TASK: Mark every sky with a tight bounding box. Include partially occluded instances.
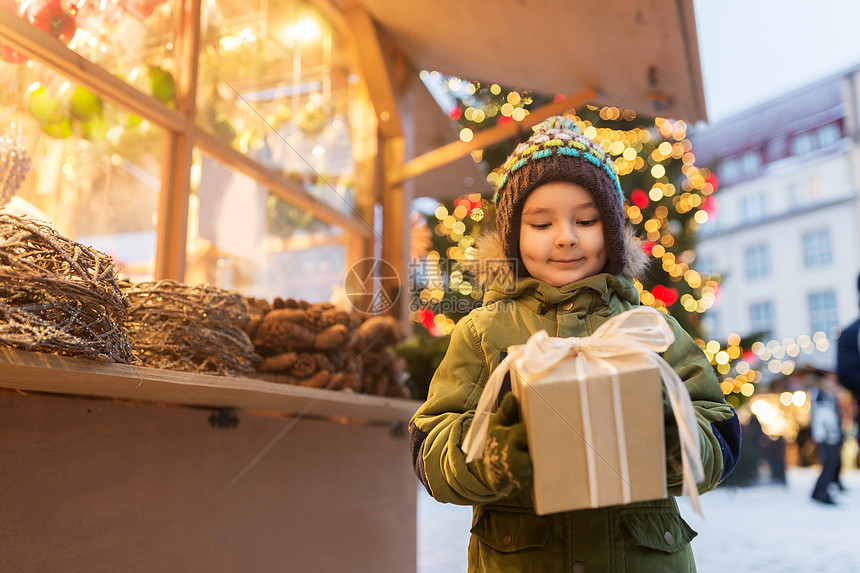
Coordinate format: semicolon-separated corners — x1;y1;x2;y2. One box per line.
693;0;860;123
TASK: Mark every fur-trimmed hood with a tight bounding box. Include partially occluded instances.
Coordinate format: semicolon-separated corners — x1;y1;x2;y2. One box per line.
460;225;650;293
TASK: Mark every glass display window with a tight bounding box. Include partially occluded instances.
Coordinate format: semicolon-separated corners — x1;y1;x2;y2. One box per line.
195;0;359;213
1;0;372;295
1;59;162;280
186;149;348;301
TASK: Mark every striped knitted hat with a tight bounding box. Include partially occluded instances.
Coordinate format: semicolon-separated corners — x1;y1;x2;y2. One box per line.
493;116;627;276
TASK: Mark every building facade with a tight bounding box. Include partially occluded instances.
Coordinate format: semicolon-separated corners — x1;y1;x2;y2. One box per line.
692;67;860;370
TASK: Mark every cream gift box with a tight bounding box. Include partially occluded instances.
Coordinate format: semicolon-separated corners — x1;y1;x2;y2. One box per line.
462;306;705;517
510;351;665;515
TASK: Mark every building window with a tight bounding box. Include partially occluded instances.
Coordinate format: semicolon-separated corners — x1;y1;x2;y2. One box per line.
696;256;716;274
802;229;833;267
739;193;769;224
786;183;801;210
703;309;721;339
818;123;841;147
790;122;842;157
719;150;763;185
791;131;815;156
749;301;774;334
745;244;771;279
808;290;838;334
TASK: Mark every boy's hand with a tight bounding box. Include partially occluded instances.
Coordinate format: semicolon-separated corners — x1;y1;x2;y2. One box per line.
476;393;532;496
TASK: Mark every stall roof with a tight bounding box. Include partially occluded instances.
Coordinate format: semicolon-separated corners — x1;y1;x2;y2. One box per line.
334;0;707;123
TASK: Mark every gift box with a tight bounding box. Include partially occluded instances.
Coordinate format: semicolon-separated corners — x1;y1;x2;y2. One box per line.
461;306;704;517
510;351;666;515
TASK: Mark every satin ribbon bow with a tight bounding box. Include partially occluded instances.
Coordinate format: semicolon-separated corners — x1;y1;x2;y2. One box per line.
461;306;705;516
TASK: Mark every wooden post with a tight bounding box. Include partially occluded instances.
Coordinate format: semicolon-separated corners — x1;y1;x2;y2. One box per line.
382;135;407;319
154;0;200;280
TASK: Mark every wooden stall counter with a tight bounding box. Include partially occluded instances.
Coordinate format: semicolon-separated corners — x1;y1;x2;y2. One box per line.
0;348;422;573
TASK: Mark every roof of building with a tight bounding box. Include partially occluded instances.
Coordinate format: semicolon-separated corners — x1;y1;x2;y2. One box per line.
691;65;857;165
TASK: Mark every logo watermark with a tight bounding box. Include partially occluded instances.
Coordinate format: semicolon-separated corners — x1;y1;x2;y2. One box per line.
343;258;400;314
344;256;519;315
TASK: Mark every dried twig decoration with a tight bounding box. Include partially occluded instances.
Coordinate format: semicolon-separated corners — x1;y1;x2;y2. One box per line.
0;214;135;363
121;279;260;376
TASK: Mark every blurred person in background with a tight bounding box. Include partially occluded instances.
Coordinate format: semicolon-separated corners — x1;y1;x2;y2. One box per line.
836;273;860;440
808;369;844;505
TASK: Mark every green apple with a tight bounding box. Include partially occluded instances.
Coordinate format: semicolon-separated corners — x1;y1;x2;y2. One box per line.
25;83;63;123
73;116;109;140
39;117;72;138
68;85;103;121
148;65;175;104
128;64;175;105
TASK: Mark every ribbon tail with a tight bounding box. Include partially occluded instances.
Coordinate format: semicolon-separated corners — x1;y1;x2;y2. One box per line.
653;359;706;519
682;449;704;518
462;357;511;463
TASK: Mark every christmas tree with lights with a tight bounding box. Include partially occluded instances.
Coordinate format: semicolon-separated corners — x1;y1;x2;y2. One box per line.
402;76;761;407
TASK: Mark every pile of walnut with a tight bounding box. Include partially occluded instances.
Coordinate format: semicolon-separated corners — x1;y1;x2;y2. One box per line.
247;298;409;398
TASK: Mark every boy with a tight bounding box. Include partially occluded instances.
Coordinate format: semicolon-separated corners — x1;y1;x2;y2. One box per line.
410;116;740;572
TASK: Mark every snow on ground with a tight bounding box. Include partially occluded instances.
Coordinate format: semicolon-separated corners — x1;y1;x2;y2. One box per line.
417;467;860;573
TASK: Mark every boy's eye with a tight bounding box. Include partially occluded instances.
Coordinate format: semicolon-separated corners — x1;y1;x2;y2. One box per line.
529;223;551;229
578;219;599;227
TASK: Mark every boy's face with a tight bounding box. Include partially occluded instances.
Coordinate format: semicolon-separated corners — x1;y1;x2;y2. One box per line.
518;181;608;287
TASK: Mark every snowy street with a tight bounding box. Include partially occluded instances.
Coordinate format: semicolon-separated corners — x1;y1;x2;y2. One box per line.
417;467;860;573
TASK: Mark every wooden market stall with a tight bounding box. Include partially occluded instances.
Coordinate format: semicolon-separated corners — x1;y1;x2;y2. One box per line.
0;0;707;571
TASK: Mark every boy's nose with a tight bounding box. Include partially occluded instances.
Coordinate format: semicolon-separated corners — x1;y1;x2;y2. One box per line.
556;227;577;247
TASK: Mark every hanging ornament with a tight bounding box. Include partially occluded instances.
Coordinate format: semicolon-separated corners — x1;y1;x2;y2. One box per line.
20;0;77;44
0;0;28;62
297;97;328;137
0;133;31;208
123;0;167;20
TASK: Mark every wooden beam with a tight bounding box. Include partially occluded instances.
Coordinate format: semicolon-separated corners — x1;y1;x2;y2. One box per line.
154;0;201;281
175;0;201;121
393;88;598;184
155;130;190;280
0;347;420;423
346;74;380;265
381;135;406;319
342;5;403;139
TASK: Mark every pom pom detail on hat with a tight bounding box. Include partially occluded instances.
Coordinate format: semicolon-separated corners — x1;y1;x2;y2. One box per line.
493;115;629;276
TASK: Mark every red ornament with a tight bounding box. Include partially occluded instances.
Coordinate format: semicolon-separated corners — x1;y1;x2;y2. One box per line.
651;284;679;307
641;240;656;256
705;173;718;192
21;0;77;43
662;287;679;307
418;308;435;330
0;0;28;62
0;44;28;63
630;188;649;209
448;107;462;121
124;0;168;19
702;195;717;217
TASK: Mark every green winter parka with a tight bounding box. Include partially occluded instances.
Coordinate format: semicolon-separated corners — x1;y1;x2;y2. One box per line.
409;233;737;573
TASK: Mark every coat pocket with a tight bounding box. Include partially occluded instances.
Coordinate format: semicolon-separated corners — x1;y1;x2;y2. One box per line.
470;507;551;553
619;508;698;572
620;509;697;553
